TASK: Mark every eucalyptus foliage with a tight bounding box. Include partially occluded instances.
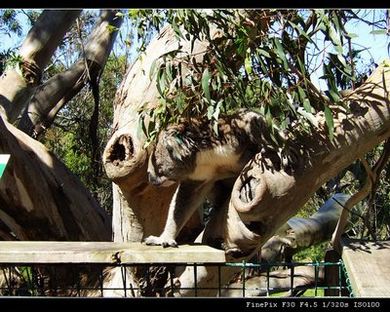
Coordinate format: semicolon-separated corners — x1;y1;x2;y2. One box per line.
128;9;388;144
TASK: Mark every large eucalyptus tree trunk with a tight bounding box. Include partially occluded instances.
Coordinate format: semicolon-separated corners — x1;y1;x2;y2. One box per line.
102;17;390;296
101;25;210;296
172;61;390;296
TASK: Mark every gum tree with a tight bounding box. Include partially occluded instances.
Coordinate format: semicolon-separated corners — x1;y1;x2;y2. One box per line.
102;9;390;296
0;9;389;296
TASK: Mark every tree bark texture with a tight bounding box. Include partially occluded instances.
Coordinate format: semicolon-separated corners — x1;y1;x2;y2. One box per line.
260;193;350;263
0;10;81;123
101;25;213;296
102;18;390;296
0;116;111;241
173;61;390;296
169;193;350;297
103;25;211;243
18;10;123;138
220;61;390;260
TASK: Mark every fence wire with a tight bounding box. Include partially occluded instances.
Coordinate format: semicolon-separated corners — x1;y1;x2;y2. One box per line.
0;261;351;297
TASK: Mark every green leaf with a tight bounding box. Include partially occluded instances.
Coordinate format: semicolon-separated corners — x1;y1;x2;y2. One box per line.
297;57;306;75
128;9;140;18
138;114;147;137
156;67;166;96
257;48;271;58
297;107;317;127
207;105;214;119
149;58;158;80
336;54;346;67
287;20;313;43
166;62;173;80
324;106;334;140
202;68;211;103
369;29;387;35
245;55;252;75
328;25;343;52
328;88;340;102
274;38;289;71
171;18;184;39
303;99;312;113
346;32;358;39
213;101;222;120
106;24;119;34
297;86;306;102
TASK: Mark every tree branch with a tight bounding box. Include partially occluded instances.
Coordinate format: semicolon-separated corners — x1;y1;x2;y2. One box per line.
17;10;123;139
0;10;81;122
0;116;111;241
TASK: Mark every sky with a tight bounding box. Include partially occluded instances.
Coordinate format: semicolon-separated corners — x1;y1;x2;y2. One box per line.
1;9;389;90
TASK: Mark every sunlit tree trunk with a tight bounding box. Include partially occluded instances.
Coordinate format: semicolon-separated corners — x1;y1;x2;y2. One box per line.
0;116;110;241
0;10;81;123
103;17;390;296
102;25;210;296
18;10;123;139
176;61;390;296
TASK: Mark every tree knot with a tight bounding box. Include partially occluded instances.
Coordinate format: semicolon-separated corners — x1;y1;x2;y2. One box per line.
20;60;42;86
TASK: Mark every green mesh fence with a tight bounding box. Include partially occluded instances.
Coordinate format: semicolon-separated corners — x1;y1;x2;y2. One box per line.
0;261;352;297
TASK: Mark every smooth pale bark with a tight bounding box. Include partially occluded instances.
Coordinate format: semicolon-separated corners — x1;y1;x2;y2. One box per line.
0;116;111;241
170;193;349;297
220;61;390;259
18;10;123;138
102;11;272;253
0;10;81;123
167;61;390;296
102;25;211;296
102;25;210;235
261;193;350;263
102;14;390;296
220;266;325;297
135;60;389;297
208;193;348;298
0;116;109;296
331;140;390;252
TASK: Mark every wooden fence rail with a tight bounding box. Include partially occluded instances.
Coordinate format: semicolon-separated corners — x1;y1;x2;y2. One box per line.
0;241;226;264
341;238;390;297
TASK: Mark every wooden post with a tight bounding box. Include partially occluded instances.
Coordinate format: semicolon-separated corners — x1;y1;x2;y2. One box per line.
324;248;342;296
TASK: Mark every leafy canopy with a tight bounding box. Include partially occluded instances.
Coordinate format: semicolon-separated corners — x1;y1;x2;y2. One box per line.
128;9;388;144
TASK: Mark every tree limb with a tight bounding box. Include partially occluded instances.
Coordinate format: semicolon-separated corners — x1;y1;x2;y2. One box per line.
0;116;111;241
0;10;81;122
17;10;123;139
